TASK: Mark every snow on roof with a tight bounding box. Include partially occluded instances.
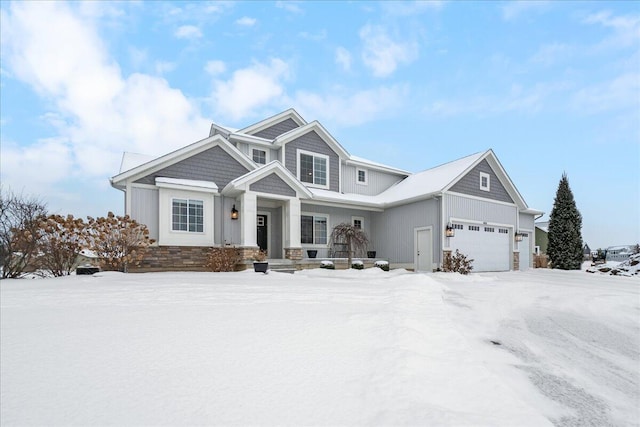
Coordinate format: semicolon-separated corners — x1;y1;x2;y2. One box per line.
348;155;410;175
535;221;549;233
155;177;218;191
120;152;155;173
376;151;485;205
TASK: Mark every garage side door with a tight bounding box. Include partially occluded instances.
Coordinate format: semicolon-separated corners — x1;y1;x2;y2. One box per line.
452;223;510;272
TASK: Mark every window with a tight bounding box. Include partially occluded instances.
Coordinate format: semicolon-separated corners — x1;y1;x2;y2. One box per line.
352;216;364;229
356;168;368;185
452;224;464;230
252;149;267;164
484;227;495;232
480;172;490;192
298;150;329;188
499;228;509;234
469;225;480;231
172;199;203;232
301;214;328;245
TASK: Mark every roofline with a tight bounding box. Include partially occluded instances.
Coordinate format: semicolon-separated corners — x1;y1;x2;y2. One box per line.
222;160;313;198
345;158;410;176
238;108;307;136
275;121;350;159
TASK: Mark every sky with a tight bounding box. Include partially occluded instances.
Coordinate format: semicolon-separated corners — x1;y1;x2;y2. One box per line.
1;1;638;249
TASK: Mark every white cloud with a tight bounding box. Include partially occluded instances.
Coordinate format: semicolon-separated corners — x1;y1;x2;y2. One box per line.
335;47;352;71
502;1;551;21
275;1;303;14
360;25;418;78
583;11;640;50
235;16;256;27
571;72;640;114
530;43;572;66
1;1;209;191
298;30;327;41
205;60;226;76
291;85;408;126
211;59;290;121
174;25;202;39
155;61;176;75
381;1;445;15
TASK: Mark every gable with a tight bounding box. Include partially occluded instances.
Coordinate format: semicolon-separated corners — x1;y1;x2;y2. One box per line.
448;159;514;204
135;146;249;189
253;118;300;139
249;173;297;197
284;130;340;192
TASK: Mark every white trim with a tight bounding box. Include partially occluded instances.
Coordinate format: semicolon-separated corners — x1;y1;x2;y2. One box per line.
480;172;491;192
301;211;330;247
130;183;158;190
351;216;365;229
276;121;350;159
449;217;515;230
238;108;307;136
222;161;313;198
257;211;271;258
156;177;218;193
302;199;384;212
356;168;368;185
229;133;273;146
346;157;410;176
251;147;269;165
170;197;206;234
297;149;330;189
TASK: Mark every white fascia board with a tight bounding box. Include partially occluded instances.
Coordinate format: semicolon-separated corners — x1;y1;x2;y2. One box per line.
155;177;218;193
111;134;256;185
221;161;313;198
383;192;441;209
229;133;274;146
303;198;384;212
275;121;350;159
484;152;529;209
521;208;545;215
238;108;307;135
346;157;410;176
209;123;231;138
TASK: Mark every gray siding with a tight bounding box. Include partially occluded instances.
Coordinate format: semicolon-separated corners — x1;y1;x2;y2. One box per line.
135;146;249;189
444;193;517;226
131;187;159;241
341;164;404;195
253;118;300;139
519;212;535;231
449;159;514;204
285;131;340;192
221;197;241;245
371;198;440;265
299;204;372;258
250;173;296;197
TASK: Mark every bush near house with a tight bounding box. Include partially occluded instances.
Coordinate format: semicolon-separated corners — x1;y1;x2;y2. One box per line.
36;214;88;277
443;250;474;275
206;247;241;272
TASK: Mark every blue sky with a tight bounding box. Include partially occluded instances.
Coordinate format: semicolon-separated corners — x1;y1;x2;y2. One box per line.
1;1;638;249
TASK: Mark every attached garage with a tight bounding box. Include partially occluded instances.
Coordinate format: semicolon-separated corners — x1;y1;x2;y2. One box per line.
451;222;511;272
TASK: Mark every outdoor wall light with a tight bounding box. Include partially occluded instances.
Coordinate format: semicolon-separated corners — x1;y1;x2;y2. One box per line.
515;232;524;242
445;223;455;238
231;205;239;220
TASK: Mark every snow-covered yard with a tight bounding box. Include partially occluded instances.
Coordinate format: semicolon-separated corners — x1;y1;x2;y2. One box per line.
1;268;638;426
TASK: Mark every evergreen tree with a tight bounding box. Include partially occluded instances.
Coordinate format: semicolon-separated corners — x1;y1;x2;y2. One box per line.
547;173;583;270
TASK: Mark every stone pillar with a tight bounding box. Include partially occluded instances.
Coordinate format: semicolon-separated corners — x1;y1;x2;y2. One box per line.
240;192;257;247
513;251;520;271
285;247;303;260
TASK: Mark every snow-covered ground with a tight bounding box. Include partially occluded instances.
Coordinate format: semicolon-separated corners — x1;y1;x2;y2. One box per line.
1;268;638;426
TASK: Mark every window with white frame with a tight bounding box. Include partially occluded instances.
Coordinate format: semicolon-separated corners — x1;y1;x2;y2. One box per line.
252;149;267;165
301;214;328;245
479;172;490;192
298;150;329;188
356;168;368;185
352;216;364;230
172;199;204;232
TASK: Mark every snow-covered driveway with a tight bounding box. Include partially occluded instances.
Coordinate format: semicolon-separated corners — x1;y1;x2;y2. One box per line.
1;267;638;426
434;269;640;427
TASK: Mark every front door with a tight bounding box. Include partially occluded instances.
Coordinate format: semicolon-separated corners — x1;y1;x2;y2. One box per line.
257;214;268;253
416;228;432;272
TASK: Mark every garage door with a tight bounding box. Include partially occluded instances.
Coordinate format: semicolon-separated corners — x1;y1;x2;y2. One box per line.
519;232;530;271
451;223;510;272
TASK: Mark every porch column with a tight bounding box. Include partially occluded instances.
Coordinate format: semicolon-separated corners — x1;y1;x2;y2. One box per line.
240;192;257;247
284;198;302;260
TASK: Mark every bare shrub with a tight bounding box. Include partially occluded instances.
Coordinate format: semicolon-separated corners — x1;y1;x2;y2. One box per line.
87;212;154;272
330;223;369;268
443;250;474;275
0;189;47;278
37;214;88;277
206;247;241;272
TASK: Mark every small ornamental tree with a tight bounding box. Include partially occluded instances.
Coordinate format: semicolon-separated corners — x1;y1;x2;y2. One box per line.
547;173;583;270
0;189;47;278
36;214;88;277
87;212;154;272
330;223;369;268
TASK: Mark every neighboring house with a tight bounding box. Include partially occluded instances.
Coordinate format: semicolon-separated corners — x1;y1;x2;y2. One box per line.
535;221;549;255
110;109;542;272
583;243;592;261
606;245;636;262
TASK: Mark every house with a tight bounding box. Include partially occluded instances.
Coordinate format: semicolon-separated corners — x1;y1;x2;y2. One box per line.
605;245;636;262
110;109;542;272
535;221;549;255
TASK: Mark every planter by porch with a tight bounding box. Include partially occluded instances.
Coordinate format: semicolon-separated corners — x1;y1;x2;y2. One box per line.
253;262;269;273
367;251;376;258
307;250;318;258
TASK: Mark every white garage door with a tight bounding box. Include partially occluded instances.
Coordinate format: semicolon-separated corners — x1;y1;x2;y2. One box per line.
451;223;510;272
519;232;530;271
